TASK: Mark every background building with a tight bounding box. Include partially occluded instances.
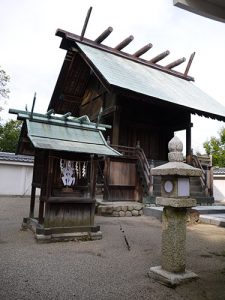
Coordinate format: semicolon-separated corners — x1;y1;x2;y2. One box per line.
174;0;225;23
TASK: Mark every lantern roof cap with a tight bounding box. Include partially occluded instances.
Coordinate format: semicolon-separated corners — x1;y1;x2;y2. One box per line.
151;136;201;177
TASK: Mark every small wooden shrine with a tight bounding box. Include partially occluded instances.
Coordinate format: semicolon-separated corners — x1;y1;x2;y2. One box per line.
10;108;120;241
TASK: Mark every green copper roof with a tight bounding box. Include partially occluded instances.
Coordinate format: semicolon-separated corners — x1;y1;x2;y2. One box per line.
9;110;120;157
26;119;120;156
77;42;225;121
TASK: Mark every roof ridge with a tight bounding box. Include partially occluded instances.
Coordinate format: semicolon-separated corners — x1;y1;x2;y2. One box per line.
56;28;195;82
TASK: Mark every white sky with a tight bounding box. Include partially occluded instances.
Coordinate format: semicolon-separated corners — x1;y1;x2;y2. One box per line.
1;0;225;153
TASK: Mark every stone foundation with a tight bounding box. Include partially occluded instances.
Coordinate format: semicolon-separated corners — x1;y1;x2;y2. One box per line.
187;208;200;224
97;201;143;217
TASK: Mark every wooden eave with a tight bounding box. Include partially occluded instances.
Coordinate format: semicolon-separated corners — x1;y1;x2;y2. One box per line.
113;85;225;123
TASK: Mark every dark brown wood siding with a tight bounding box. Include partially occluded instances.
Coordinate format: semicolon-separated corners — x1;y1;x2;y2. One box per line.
117;95;189;160
104;157;141;202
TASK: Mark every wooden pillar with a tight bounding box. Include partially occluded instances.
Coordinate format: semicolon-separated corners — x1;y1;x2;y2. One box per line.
90;155;97;200
90;155;97;225
112;108;120;145
38;198;45;224
46;154;54;198
29;153;37;218
29;185;36;218
43;153;55;224
103;157;110;201
186;122;192;164
38;151;48;224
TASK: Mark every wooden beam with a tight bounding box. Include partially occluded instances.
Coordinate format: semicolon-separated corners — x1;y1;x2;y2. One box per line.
62;94;82;103
149;50;170;63
95;27;113;44
79;52;112;93
114;35;134;50
133;43;153;57
184;52;195;77
165;57;186;69
80;7;92;41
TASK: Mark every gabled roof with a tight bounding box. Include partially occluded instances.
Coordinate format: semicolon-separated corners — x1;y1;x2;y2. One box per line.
77;42;225;120
9;109;121;157
48;28;225;122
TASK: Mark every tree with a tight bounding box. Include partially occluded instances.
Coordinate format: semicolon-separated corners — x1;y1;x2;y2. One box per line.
0;66;10;111
0;120;21;153
0;66;10;99
203;127;225;167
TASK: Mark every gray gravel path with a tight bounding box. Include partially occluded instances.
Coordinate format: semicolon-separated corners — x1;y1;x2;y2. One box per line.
0;197;225;300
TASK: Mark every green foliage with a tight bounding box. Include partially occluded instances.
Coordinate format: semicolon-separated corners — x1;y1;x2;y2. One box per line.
0;66;10;100
0;120;21;153
203;127;225;167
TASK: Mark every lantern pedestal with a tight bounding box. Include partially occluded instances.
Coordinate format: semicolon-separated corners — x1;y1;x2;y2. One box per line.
149;197;198;287
149;266;198;287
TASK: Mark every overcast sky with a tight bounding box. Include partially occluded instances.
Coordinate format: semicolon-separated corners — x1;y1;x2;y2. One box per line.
1;0;225;153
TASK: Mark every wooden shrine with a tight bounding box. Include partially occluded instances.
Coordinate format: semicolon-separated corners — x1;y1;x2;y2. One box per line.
45;20;225;204
10;109;120;241
17;10;225;204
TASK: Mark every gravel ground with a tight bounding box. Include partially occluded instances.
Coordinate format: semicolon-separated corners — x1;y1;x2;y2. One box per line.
0;197;225;300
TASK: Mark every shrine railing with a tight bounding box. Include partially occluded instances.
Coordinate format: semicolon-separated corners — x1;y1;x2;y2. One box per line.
135;147;153;196
110;144;153;196
110;144;137;157
191;154;213;197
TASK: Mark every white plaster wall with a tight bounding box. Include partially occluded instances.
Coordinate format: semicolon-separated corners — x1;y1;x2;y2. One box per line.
0;161;39;196
213;176;225;202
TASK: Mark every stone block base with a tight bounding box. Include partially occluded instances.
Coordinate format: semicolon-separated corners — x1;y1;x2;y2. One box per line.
97;201;143;217
148;266;198;287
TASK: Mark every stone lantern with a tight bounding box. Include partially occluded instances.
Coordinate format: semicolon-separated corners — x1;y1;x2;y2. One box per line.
149;136;201;287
